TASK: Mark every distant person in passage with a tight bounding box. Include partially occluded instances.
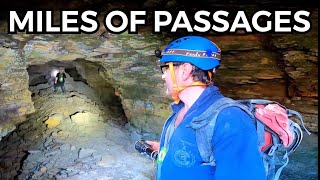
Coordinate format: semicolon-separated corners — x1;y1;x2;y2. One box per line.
54;67;67;93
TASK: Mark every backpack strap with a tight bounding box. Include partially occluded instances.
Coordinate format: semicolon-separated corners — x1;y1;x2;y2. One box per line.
189;97;253;166
237;99;270;149
287;109;311;135
264;140;289;180
287;120;304;156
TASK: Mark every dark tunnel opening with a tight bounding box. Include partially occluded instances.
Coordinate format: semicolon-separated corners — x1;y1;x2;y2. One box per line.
64;67;88;85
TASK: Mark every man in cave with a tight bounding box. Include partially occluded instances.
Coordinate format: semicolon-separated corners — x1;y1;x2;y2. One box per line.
54;67;67;93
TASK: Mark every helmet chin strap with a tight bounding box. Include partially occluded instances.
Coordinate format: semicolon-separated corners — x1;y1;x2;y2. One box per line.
168;62;211;104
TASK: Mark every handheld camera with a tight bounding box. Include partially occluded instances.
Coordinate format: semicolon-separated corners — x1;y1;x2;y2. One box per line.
134;140;158;160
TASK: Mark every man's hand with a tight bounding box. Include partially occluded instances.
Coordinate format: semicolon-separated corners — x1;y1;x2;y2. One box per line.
146;141;160;151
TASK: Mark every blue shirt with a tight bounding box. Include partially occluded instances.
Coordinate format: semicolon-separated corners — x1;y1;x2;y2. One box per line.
156;85;266;180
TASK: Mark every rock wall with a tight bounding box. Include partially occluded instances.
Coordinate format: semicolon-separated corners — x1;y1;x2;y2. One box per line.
213;32;318;132
0;9;318;140
0;34;35;140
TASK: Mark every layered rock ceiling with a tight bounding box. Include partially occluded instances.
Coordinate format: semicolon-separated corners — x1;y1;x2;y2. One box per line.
0;2;318;140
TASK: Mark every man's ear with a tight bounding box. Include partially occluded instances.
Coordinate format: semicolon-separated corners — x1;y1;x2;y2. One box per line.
181;63;193;80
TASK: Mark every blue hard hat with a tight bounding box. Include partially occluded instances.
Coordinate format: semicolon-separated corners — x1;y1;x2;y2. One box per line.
160;36;221;70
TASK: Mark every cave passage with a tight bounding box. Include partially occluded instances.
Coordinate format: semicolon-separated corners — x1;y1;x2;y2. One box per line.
27;59;128;124
0;59;154;179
